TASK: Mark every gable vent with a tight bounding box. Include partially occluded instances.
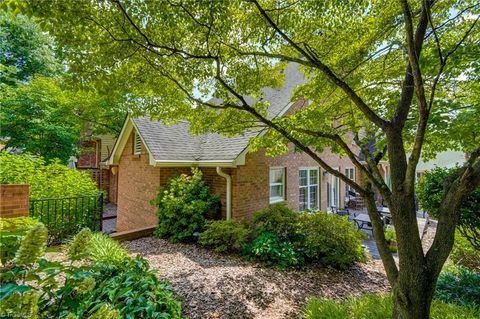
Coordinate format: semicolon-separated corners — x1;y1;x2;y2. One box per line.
133;132;142;155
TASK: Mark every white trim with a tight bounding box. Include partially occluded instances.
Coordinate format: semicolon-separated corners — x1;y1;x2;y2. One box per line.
299;167;319;211
345;167;355;193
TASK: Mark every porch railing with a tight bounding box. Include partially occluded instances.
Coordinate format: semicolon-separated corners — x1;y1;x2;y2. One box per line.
29;193;103;244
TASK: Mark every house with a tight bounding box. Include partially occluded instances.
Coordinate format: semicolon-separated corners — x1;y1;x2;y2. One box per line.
76;134;119;204
107;64;388;232
415;150;466;181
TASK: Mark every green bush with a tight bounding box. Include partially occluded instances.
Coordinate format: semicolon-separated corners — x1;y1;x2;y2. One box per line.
198;220;251;253
89;232;130;265
416;167;480;249
252;203;300;241
435;266;480;307
245;231;301;269
384;225;397;253
0;217;40;264
153;168;220;242
0;152;99;199
297;212;367;269
302;294;480;319
450;231;480;271
0;227;185;319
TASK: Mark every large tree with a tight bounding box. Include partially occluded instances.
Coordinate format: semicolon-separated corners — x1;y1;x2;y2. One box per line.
18;0;479;317
0;12;126;162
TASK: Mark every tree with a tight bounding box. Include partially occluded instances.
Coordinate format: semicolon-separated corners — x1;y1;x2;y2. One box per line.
0;12;126;162
21;0;480;317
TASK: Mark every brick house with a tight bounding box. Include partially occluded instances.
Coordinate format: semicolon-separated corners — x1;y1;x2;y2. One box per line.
107;64;389;232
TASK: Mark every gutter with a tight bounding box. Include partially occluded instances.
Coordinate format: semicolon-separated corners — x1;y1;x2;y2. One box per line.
216;167;232;221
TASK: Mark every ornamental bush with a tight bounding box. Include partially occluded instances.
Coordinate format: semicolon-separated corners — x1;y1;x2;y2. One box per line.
0;227;185;319
297;212;367;269
245;231;301;269
0;151;99;199
416;167;480;249
153;168;220;242
0;217;40;264
199;220;251;253
252;203;301;242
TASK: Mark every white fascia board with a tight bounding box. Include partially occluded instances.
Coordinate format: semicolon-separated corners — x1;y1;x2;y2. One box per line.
107;117;133;165
153;160;237;168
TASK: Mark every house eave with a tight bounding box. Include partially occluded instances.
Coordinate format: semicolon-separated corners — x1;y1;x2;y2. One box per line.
153;160;238;168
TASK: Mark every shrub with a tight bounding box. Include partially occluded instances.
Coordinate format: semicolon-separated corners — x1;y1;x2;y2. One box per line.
252;203;300;241
153;168;220;242
302;294;480;319
199;220;251;253
0;227;185;319
297;212;367;269
89;232;130;265
384;225;397;253
0;217;40;264
0;152;99;199
450;231;480;271
416;167;480;249
245;231;301;269
435;266;480;307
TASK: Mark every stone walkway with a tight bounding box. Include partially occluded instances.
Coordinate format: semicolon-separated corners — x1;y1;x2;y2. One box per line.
102;202;117;234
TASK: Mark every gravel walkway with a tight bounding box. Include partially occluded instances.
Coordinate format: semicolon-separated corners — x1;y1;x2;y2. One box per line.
123;237;390;319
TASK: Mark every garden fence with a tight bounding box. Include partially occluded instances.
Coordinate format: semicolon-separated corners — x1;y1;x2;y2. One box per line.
29;193;103;244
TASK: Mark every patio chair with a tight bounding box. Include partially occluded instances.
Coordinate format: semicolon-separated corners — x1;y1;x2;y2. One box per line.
336;208;350;217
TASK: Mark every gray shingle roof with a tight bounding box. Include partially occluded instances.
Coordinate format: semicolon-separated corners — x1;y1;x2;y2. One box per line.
133;63;305;163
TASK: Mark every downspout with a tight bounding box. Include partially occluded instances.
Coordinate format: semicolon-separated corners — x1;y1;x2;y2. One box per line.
216;167;232;221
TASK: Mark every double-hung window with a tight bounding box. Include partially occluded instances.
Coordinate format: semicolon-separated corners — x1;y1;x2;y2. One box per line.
299;168;319;211
345;167;355;194
269;167;285;203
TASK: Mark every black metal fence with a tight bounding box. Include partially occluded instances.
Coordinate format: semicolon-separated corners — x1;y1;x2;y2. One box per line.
29;193;103;244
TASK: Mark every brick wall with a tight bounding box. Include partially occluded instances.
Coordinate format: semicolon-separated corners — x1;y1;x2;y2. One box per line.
0;184;29;218
232;143;361;220
116;132;160;232
77;140;99;168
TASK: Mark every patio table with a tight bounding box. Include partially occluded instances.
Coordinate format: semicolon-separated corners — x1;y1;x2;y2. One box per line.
352;213;372;231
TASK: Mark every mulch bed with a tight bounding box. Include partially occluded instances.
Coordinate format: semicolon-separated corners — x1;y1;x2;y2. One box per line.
123;237;390;319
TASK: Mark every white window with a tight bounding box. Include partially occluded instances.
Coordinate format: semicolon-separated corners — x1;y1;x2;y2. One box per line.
133;131;142;155
269;167;285;203
345;167;355;194
299;168;319;211
327;171;340;209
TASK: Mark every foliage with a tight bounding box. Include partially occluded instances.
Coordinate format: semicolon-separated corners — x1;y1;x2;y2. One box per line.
0;216;39;264
198;219;251;253
302;294;480;319
450;231;480;272
435;266;480;307
13;222;47;266
89;232;130;265
0;152;98;198
153;168;220;242
0;227;184;319
417;167;480;249
252;203;300;242
384;225;397;253
297;212;367;269
0;13;59;85
245;231;301;269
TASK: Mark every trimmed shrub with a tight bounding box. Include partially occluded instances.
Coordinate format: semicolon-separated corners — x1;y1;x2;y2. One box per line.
297;212;367;269
450;231;480;271
252;203;300;241
153;168;220;242
199;220;251;253
435;266;480;307
0;217;40;264
302;294;480;319
245;231;301;269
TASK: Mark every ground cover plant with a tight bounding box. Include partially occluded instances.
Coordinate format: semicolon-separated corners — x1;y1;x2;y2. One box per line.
449;231;480;271
153;168;220;242
302;293;480;319
0;226;185;319
435;266;480;307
